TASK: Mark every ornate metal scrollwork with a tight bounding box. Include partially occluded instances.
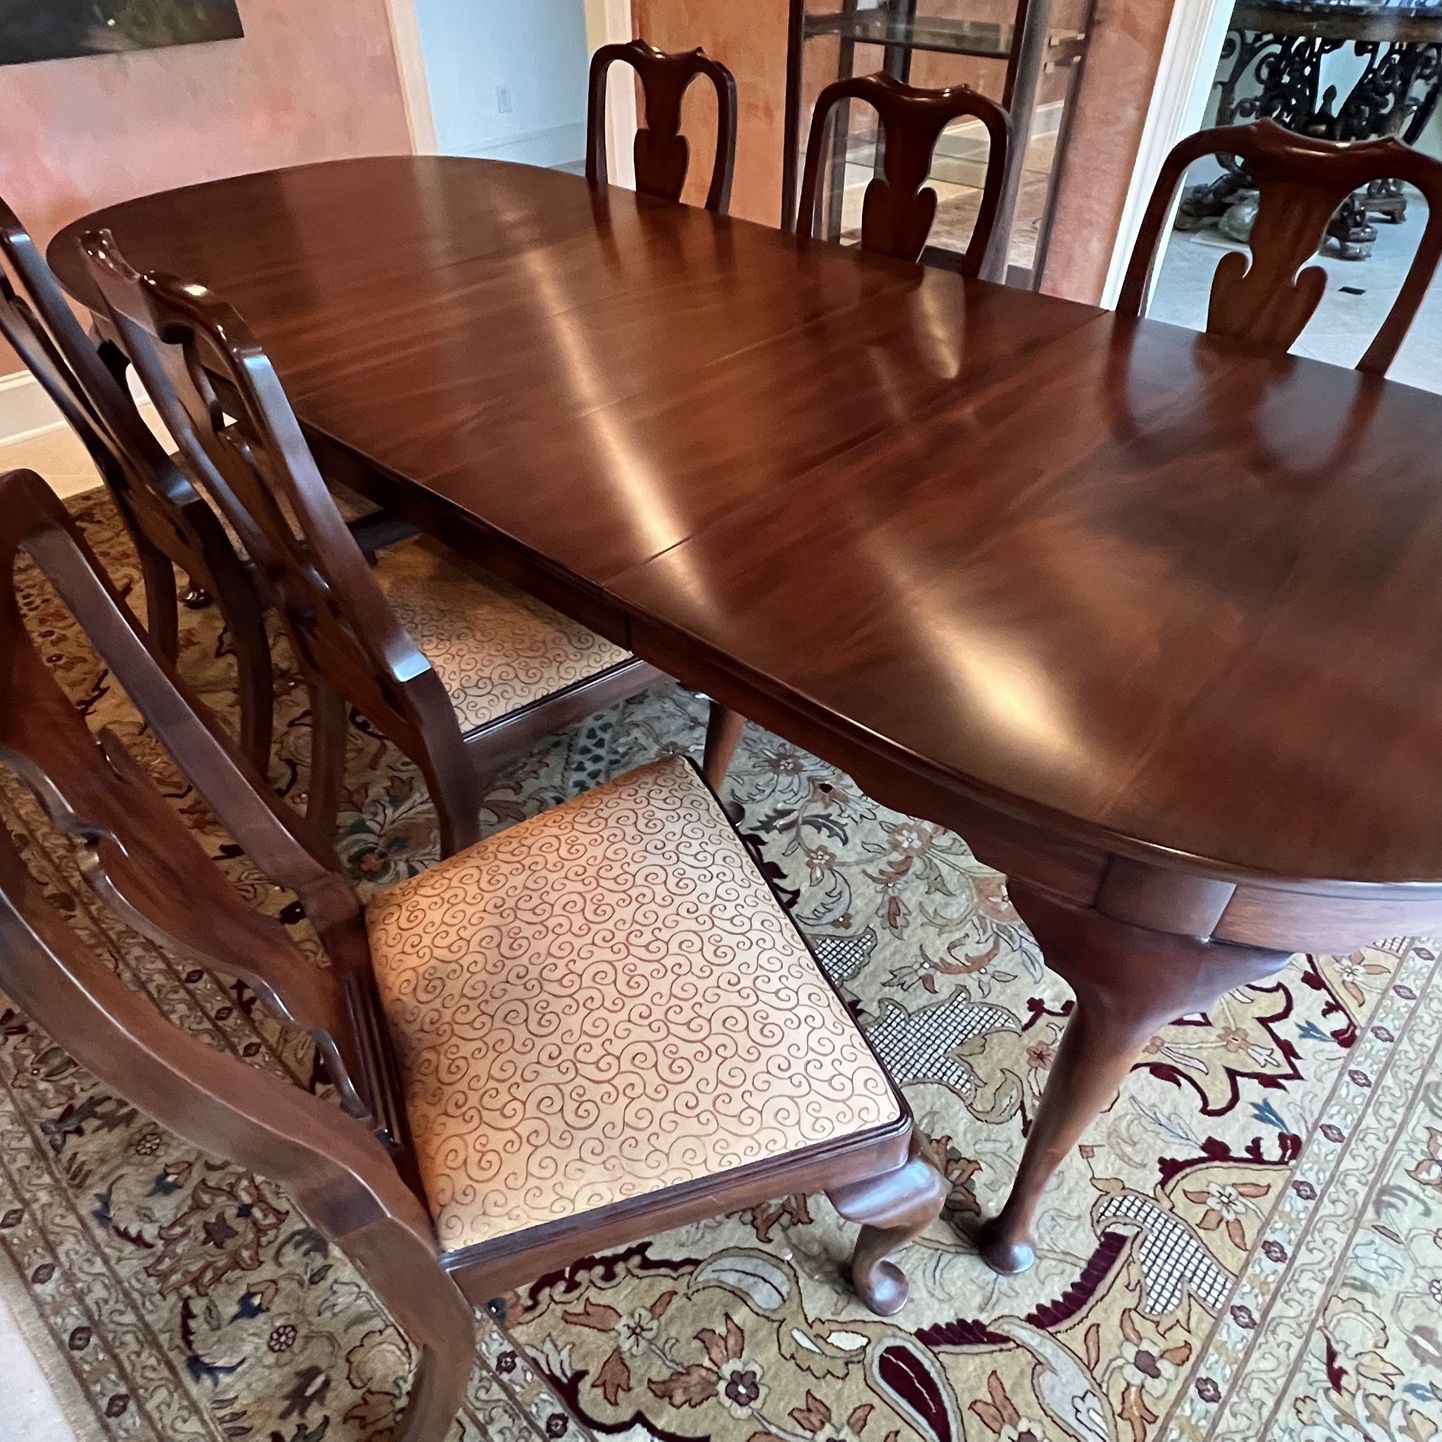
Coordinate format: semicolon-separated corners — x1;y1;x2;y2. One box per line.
1178;1;1442;258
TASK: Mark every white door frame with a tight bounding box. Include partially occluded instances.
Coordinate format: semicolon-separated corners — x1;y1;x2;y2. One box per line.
382;0;437;154
585;0;638;185
383;0;637;185
1099;0;1234;306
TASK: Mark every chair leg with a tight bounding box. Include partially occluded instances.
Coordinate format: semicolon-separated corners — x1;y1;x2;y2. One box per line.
344;1212;475;1442
136;545;179;663
702;703;746;790
225;604;275;775
396;1334;475;1442
425;749;484;859
827;1132;947;1316
305;683;350;842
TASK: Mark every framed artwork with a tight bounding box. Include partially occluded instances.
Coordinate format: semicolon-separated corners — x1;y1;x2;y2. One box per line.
0;1;245;67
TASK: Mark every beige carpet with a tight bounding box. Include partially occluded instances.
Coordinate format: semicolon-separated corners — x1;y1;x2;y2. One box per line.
2;491;1439;1442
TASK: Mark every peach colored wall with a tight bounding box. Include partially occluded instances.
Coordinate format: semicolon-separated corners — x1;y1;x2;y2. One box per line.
631;0;1175;301
631;0;792;226
1043;0;1176;304
1;0;411;375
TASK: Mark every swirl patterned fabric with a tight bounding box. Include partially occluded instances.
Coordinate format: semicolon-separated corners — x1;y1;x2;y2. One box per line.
366;758;901;1252
376;538;631;733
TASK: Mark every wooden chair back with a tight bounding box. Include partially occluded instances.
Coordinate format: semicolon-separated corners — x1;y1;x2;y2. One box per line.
0;475;470;1442
1118;118;1442;376
0;196;125;478
587;40;738;213
0;467;385;1109
77;231;468;798
0;197;249;615
798;71;1013;278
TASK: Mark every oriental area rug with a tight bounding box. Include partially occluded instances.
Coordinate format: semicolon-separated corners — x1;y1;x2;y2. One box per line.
3;492;1441;1442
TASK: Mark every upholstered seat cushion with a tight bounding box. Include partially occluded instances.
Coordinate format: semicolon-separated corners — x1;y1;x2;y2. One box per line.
366;758;901;1253
375;538;632;734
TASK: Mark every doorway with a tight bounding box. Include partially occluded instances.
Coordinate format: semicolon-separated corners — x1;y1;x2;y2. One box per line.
410;0;591;171
386;0;636;180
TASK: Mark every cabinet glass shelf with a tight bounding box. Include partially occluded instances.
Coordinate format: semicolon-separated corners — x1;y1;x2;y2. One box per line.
801;12;1017;58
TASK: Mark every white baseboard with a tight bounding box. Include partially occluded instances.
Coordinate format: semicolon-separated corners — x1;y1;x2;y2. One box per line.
0;365;153;449
449;121;587;170
0;371;67;447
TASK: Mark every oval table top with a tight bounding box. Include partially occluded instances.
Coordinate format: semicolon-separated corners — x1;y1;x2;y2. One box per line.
47;156;1442;915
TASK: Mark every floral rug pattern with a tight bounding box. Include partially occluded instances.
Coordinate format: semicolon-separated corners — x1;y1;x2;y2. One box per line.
2;492;1440;1442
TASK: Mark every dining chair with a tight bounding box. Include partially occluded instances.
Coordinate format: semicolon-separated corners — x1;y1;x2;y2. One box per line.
0;465;947;1437
587;39;739;213
1118;118;1442;375
700;72;1015;789
0;194;418;774
0;193;276;769
798;70;1014;277
588;39;748;789
80;230;666;858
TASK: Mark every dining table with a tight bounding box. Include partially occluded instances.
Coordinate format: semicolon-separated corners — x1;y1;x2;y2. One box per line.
48;154;1442;1276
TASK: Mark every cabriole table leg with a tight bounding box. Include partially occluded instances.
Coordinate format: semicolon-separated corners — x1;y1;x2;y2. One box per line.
975;880;1291;1275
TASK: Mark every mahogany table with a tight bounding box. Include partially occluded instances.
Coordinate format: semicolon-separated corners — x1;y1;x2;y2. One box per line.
50;156;1442;1275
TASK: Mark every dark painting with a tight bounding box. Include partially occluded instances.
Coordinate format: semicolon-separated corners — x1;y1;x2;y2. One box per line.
0;1;244;66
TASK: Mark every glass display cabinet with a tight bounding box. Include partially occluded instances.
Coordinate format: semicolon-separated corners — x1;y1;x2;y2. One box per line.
782;0;1096;288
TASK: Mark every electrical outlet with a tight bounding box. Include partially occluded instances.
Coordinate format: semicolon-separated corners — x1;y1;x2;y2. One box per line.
496;85;512;115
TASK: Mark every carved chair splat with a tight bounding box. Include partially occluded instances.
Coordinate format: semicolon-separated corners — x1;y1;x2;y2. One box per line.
1119;118;1442;375
586;39;745;790
587;39;738;213
0;855;475;1442
0;193;276;767
798;71;1014;280
80;232;661;857
0;471;390;1124
0;466;946;1441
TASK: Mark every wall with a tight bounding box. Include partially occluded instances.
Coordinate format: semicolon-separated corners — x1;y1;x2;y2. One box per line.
0;0;411;382
2;0;1175;379
1042;0;1176;303
415;0;591;167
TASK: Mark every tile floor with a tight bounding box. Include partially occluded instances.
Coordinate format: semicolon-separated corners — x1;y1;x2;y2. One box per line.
0;1289;74;1439
1148;190;1442;394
